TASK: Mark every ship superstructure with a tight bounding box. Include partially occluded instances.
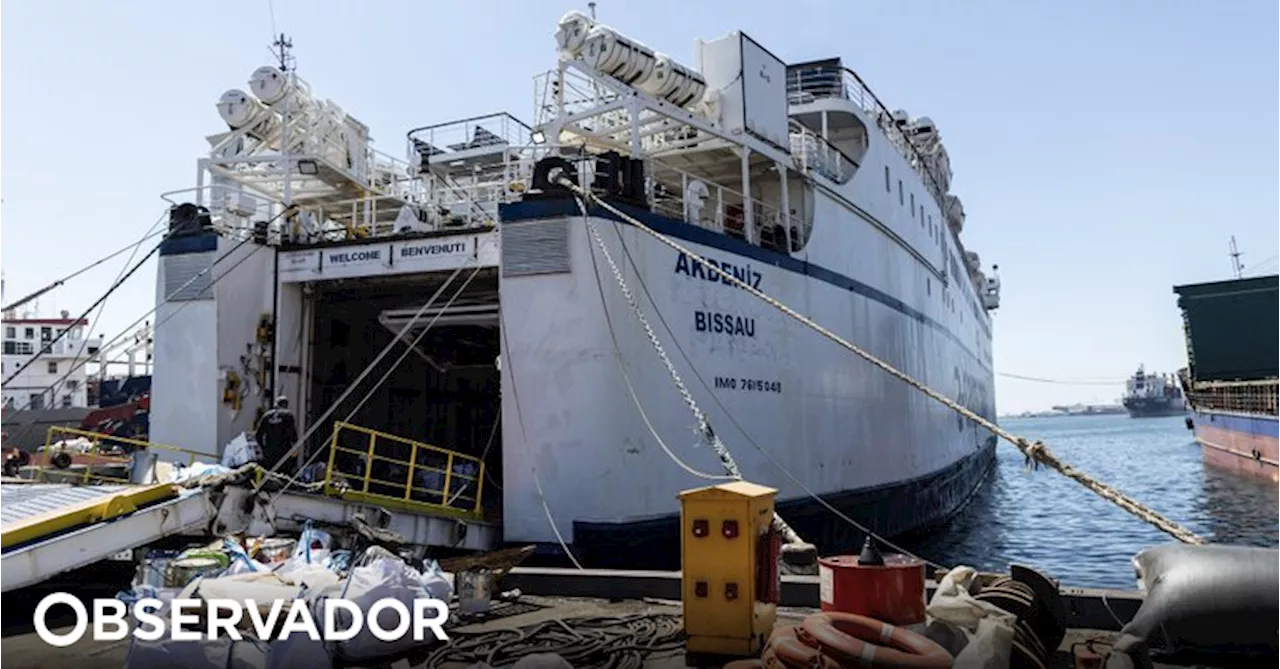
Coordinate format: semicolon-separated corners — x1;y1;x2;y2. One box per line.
1121;365;1186;418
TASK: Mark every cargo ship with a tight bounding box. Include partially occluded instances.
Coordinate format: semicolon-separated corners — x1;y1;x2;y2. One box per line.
1120;365;1186;418
1173;274;1278;482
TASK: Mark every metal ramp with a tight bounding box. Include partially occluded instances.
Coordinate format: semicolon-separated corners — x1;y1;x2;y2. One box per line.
0;422;502;592
1;483;214;593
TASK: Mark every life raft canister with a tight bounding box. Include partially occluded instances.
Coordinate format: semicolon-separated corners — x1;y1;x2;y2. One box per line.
800;612;953;669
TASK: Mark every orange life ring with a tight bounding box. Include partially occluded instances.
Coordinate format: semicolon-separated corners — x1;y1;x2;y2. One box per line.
801;612;953;669
765;625;841;669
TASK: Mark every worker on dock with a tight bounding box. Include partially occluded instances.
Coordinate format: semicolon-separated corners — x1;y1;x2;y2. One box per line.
256;395;299;474
1;432;30;478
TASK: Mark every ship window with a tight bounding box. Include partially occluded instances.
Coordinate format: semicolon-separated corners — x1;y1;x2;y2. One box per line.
3;327;13;339
898;180;904;205
41;327;52;340
24;327;34;339
927;278;932;296
884;166;890;192
61;394;72;408
910;193;915;217
47;361;57;374
28;394;43;410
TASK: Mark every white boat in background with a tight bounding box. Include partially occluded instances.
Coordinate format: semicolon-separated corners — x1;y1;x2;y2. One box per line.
148;11;1001;568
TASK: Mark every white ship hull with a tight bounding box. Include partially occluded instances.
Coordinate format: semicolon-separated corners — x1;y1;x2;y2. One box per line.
498;196;996;566
146;14;1004;568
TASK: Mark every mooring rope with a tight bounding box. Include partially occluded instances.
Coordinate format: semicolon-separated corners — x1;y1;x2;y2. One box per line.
559;178;1205;546
574;196;809;547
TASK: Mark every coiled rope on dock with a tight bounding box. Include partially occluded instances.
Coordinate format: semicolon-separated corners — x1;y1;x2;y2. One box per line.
559;178;1205;546
421;613;684;669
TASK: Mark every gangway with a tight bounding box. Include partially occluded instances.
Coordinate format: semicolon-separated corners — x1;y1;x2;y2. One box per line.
1;483;214;593
1;423;501;592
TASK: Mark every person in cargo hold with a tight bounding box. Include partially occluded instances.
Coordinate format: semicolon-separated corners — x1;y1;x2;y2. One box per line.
256;395;299;472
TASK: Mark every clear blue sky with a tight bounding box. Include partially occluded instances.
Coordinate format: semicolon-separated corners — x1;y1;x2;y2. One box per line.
2;0;1276;414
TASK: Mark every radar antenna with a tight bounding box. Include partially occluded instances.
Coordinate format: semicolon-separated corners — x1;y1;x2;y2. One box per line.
1229;235;1244;279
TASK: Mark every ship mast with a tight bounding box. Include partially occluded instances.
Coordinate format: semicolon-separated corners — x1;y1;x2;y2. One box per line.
1229;236;1245;279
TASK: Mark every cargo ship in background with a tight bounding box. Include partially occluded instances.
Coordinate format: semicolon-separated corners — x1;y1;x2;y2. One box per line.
1120;365;1186;418
1174;273;1279;482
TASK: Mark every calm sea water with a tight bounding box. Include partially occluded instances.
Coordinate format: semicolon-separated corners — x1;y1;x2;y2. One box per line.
905;413;1278;589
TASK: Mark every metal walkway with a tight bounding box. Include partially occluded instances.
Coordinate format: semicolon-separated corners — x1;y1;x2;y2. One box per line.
1;483;214;593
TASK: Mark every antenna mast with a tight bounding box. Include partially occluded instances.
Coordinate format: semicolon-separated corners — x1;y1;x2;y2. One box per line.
588;2;597;19
1229;236;1244;279
272;33;294;72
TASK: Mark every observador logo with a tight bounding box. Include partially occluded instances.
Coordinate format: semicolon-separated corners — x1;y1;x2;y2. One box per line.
32;592;451;646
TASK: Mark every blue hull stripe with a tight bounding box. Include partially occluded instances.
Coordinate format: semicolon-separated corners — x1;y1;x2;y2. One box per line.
1192;408;1279;438
501;198;990;371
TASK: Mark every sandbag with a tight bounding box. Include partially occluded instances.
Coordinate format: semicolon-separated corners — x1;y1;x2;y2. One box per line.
1106;543;1278;668
924;565;1016;669
221;433;263;469
318;557;445;661
420;558;454;602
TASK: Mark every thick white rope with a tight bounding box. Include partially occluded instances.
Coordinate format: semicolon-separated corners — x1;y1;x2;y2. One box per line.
576;196;809;546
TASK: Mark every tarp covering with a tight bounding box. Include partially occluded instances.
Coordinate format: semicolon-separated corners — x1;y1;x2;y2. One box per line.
1174;275;1278;382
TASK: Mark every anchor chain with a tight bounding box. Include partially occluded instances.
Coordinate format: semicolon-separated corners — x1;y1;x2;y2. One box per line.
559;178;1205;546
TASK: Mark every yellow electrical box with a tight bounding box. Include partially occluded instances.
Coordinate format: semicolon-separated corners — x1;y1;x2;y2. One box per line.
679;480;780;664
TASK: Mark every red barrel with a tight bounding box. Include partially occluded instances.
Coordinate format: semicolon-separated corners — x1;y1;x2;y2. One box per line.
818;544;926;626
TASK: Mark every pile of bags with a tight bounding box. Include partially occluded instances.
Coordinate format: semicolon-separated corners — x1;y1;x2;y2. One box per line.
121;527;455;669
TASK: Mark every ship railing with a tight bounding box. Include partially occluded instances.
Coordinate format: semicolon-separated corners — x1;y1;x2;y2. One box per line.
320;421;486;521
204;123;419;211
533;68;629;130
401;120;815;253
788;121;858;184
786;67;876;113
406;113;534;173
787;66;948;205
404;114;537;232
162;159;422;243
644;159;808;252
1188;379;1279;416
30;426;215;486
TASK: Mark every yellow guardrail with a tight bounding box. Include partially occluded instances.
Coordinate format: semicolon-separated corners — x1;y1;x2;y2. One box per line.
37;426;213;485
322;421;486;521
